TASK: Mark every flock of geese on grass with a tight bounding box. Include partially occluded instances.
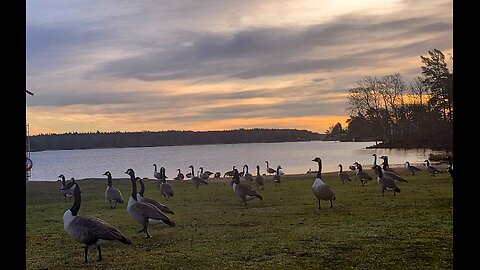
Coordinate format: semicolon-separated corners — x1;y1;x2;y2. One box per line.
58;155;453;263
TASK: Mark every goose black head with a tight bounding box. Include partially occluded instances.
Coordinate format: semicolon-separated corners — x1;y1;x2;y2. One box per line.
312;157;321;162
58;174;65;178
102;171;111;176
125;168;135;179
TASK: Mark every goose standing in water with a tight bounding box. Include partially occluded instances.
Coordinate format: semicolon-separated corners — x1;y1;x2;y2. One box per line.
125;168;175;238
273;165;282;185
159;167;174;199
173;169;184;181
337;164;352;184
136;177;174;215
59;174;74;203
372;165;401;196
102;171;125;209
405;161;421;175
188;165;208;189
424;159;442;176
353;162;373;187
265;161;276;175
153;164;162;180
311;157;336;210
231;168;263;206
255;165;264;190
61;181;131;263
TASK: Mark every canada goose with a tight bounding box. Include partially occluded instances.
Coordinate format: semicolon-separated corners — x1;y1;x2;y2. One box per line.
198;167;213;181
353;162;373;187
265;161;276;175
224;166;236;178
379;155;401;175
188;165;208;188
231;168;262;205
376;156;408;183
372;165;401;196
214;172;221;178
159;167;174;199
59;174;74;203
255;165;264;190
273;165;282;185
61;181;131;263
424;160;442;176
125;168;175;238
338;164;352;184
446;155;453;178
405;161;422;175
185;172;193;179
372;153;378;166
173;169;184;181
102;171;125;209
136;177;174;215
153;164;162;180
243;165;253;182
311;157;336;210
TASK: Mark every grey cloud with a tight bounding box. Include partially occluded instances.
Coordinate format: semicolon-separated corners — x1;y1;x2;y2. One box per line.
96;12;451;82
29;90;157;107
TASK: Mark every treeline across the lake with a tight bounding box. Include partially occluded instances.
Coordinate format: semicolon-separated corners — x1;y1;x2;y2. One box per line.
29;128;326;151
325;49;453;150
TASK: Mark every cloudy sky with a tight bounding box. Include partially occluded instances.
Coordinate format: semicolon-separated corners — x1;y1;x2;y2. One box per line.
26;0;452;135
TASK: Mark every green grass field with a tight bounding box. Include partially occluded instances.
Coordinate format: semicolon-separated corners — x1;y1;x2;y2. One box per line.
26;170;453;269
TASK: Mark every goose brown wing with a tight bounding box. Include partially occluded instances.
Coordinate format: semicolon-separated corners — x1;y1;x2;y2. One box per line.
161;184;174;196
107;188;125;203
237;183;262;198
130;202;174;226
140;196;174;215
72;216;131;244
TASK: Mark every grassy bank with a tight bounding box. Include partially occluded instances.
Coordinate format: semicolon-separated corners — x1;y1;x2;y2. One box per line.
26;170;453;269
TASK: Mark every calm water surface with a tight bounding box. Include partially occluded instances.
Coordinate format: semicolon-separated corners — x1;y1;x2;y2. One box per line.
28;141;439;181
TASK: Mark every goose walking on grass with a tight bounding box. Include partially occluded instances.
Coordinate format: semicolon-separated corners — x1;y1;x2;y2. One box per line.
265;161;276;175
61;181;131;263
102;171;125;209
353;162;373;187
424;159;442;176
372;165;401;196
405;161;421;175
243;164;253;182
59;174;74;203
173;169;184;181
159;167;174;199
311;157;336;210
231;168;262;206
379;155;401;175
136;177;174;215
153;164;162;180
338;164;352;184
255;165;264;190
273;165;282;185
125;168;175;238
189;165;208;189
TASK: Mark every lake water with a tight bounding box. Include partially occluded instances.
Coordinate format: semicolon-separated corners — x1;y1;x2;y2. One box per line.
28;141;439;181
